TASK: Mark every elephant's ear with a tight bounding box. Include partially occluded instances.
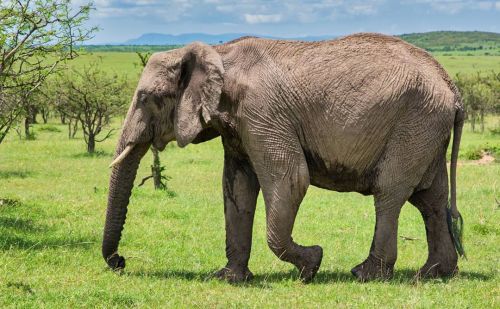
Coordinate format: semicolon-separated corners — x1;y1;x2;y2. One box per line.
174;42;224;147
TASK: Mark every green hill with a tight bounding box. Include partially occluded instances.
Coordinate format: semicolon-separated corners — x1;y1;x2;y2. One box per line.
399;31;500;52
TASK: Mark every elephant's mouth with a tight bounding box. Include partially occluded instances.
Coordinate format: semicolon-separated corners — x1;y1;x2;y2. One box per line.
152;143;165;151
109;132;175;168
152;132;175;151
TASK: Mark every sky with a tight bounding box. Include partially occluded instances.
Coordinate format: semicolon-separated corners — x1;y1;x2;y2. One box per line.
73;0;500;44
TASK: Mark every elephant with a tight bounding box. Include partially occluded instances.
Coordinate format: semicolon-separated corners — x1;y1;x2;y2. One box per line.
103;33;465;283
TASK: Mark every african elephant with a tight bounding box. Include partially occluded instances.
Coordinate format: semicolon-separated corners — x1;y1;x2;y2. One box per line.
103;33;465;283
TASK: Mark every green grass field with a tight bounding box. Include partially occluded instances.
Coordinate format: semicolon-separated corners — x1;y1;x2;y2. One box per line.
1;52;499;307
435;54;500;76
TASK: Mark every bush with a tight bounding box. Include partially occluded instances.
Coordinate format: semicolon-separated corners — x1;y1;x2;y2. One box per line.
462;146;482;160
38;125;61;133
460;143;500;161
489;126;500;135
484;143;500;161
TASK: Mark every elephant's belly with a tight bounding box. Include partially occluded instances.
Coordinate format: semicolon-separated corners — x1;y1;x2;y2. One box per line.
304;149;374;195
308;166;373;195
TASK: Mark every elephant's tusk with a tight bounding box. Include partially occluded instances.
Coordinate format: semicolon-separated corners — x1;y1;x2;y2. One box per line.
109;144;134;168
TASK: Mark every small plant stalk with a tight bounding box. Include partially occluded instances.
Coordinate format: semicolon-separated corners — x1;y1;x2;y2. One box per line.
152;147;165;190
138;147;170;190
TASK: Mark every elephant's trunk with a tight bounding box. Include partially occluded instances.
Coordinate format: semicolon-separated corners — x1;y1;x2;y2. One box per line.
102;139;149;270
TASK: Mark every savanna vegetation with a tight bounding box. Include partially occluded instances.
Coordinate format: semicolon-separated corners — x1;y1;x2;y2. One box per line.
0;8;499;307
0;114;498;308
400;31;500;55
0;0;95;144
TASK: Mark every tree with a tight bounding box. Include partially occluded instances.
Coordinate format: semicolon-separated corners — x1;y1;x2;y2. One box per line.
454;71;499;133
0;0;96;144
56;62;129;153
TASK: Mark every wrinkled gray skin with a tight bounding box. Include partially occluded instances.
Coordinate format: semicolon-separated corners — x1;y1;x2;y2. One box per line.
103;33;464;283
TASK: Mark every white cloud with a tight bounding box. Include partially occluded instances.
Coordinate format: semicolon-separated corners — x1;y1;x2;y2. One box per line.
122;0;159;5
216;5;234;12
477;1;493;10
94;0;113;7
78;0;391;23
85;0;193;21
346;4;378;15
404;0;499;14
244;14;282;24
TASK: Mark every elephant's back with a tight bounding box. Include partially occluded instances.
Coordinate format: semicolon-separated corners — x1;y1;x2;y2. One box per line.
281;34;458;193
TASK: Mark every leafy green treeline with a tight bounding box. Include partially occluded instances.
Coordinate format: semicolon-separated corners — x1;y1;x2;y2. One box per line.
455;71;500;133
399;31;499;53
81;45;182;53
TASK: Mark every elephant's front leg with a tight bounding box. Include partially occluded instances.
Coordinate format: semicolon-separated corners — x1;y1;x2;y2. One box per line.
215;154;260;283
257;149;323;283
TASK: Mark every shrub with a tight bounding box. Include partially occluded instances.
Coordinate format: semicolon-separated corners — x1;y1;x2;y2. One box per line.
462;146;482;160
38;125;61;133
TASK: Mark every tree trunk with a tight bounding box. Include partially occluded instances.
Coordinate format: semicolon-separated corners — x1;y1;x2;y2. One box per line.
470;111;476;132
87;133;95;153
480;109;484;133
41;108;49;124
30;107;38;124
72;120;78;138
68;119;78;139
60;113;66;124
151;148;164;190
24;117;31;139
0;126;10;144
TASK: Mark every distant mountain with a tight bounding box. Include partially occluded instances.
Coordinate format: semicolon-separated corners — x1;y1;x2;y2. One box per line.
124;33;335;45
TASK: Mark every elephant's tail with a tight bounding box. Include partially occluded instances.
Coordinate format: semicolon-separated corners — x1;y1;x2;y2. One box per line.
447;102;466;258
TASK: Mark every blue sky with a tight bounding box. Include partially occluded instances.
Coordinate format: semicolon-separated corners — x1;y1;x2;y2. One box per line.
74;0;500;44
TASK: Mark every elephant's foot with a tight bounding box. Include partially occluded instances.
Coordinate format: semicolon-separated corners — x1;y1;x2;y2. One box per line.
215;265;254;283
351;254;393;282
417;260;458;279
295;245;323;283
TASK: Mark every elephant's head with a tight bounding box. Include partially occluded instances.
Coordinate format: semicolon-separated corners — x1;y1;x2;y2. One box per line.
102;42;224;270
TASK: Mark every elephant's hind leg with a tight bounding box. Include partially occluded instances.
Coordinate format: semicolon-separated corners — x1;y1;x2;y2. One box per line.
215;153;260;283
351;189;408;281
352;142;422;281
409;158;458;278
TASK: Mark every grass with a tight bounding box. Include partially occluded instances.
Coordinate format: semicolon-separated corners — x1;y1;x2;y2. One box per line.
1;120;499;308
435;54;500;76
1;53;499;307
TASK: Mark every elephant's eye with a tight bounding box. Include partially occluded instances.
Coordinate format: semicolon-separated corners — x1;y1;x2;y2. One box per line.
139;93;148;105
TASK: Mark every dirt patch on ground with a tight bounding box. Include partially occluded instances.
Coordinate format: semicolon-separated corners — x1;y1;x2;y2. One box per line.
450;152;497;166
476;153;495;165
